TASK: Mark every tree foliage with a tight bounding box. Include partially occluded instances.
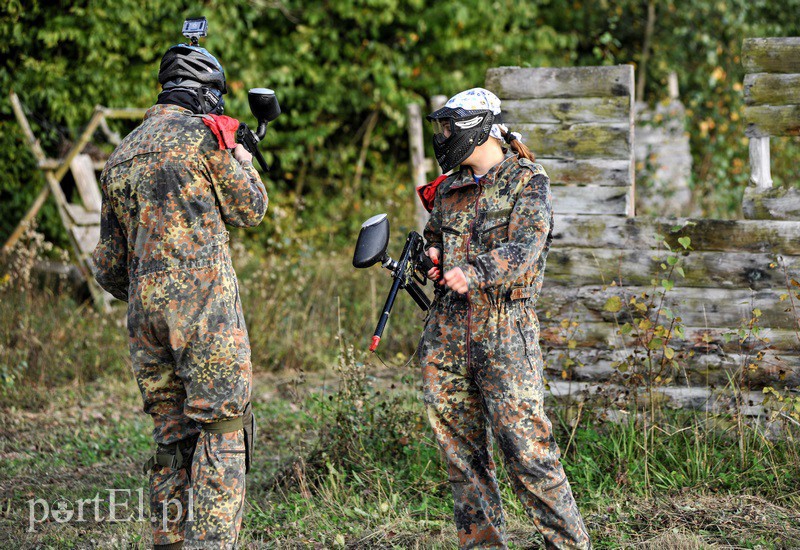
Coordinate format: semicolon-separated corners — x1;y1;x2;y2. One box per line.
1;0;799;250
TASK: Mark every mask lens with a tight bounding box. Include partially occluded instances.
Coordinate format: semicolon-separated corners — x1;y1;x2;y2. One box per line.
431;119;452;138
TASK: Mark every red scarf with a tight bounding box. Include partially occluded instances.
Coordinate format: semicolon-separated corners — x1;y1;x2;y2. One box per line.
201;114;240;150
416;174;448;213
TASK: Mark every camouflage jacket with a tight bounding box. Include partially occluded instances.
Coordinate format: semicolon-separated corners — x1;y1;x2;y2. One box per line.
92;104;267;302
423;153;553;306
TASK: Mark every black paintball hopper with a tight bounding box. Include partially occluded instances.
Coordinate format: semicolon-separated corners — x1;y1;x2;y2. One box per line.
248;88;281;140
353;213;389;268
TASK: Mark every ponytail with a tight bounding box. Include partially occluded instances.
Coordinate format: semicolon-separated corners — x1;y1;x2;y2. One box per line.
500;128;535;162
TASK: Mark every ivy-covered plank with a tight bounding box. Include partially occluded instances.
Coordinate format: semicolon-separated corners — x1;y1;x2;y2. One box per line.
544;248;798;291
550;215;800;254
536;285;799;329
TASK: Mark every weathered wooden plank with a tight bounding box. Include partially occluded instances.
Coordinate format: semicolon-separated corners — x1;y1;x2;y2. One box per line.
547;380;782;414
101;107;148;119
541;321;800;355
65;203;101;226
744;73;800;106
41;158;107;172
541;158;632;186
71;225;101;255
542;347;800;388
70;154;102;212
536;286;800;330
486;65;634;100
516;123;632;160
544;248;798;290
748;137;772;189
551;215;800;254
742;38;800;74
551;186;632;216
744;105;800;137
502;97;631;125
742;185;800;220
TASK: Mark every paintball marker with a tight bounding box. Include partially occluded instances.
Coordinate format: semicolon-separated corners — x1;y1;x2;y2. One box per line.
353;214;441;352
237;88;281;172
179;17;280;172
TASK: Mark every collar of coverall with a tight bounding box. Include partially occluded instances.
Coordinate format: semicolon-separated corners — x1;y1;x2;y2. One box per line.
144;103;195;120
445;152;518;194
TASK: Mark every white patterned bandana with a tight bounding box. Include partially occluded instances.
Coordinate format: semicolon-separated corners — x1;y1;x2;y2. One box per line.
443;87;523;143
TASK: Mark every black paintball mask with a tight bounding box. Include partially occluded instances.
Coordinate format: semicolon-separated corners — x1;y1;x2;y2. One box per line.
426;106;496;174
157;79;225;115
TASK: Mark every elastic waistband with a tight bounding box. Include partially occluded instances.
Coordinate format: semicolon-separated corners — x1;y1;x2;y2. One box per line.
132;251;232;279
131;233;230;279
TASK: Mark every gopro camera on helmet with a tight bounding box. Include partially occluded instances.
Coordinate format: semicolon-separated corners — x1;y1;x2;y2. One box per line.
182;17;208;46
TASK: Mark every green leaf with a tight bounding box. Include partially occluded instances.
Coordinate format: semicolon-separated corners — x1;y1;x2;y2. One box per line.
678;236;691;249
603;296;622;313
648;337;664;350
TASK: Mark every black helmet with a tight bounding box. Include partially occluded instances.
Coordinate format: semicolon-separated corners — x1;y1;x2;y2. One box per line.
158;44;227;94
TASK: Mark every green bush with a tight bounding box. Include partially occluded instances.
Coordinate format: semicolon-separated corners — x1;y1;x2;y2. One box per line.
3;1;800;250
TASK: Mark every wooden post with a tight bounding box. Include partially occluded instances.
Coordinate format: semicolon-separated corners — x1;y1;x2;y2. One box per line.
749;137;773;189
430;95;447;111
408;95;448;233
668;72;679;101
407;103;428;234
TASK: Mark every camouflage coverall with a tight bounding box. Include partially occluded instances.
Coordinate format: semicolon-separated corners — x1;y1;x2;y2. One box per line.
92;104;267;549
418;154;591;549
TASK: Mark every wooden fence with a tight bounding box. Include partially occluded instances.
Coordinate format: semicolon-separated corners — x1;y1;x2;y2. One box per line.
485;66;635;217
486;53;799;412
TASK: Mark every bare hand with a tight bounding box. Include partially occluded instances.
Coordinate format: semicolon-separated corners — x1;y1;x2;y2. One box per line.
426;248;441;280
234;144;253;164
442;267;469;294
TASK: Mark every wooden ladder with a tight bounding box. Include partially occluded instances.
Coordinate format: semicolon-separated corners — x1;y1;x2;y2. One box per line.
4;91;146;309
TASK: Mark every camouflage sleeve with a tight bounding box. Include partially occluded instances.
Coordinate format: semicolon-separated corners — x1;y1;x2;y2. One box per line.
423;187;444;253
202;149;268;227
461;173;551;290
91;187;130;302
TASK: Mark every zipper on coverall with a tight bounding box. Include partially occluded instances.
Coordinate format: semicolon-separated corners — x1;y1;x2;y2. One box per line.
465;183;483;376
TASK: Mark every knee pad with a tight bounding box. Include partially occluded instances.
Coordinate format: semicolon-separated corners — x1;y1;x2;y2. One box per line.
143;433;200;477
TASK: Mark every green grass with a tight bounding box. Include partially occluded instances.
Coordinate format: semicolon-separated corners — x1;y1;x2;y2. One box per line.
1;260;800;548
1;360;799;548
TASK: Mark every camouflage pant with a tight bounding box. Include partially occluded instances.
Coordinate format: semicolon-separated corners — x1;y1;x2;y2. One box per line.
129;254;251;548
419;297;590;549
